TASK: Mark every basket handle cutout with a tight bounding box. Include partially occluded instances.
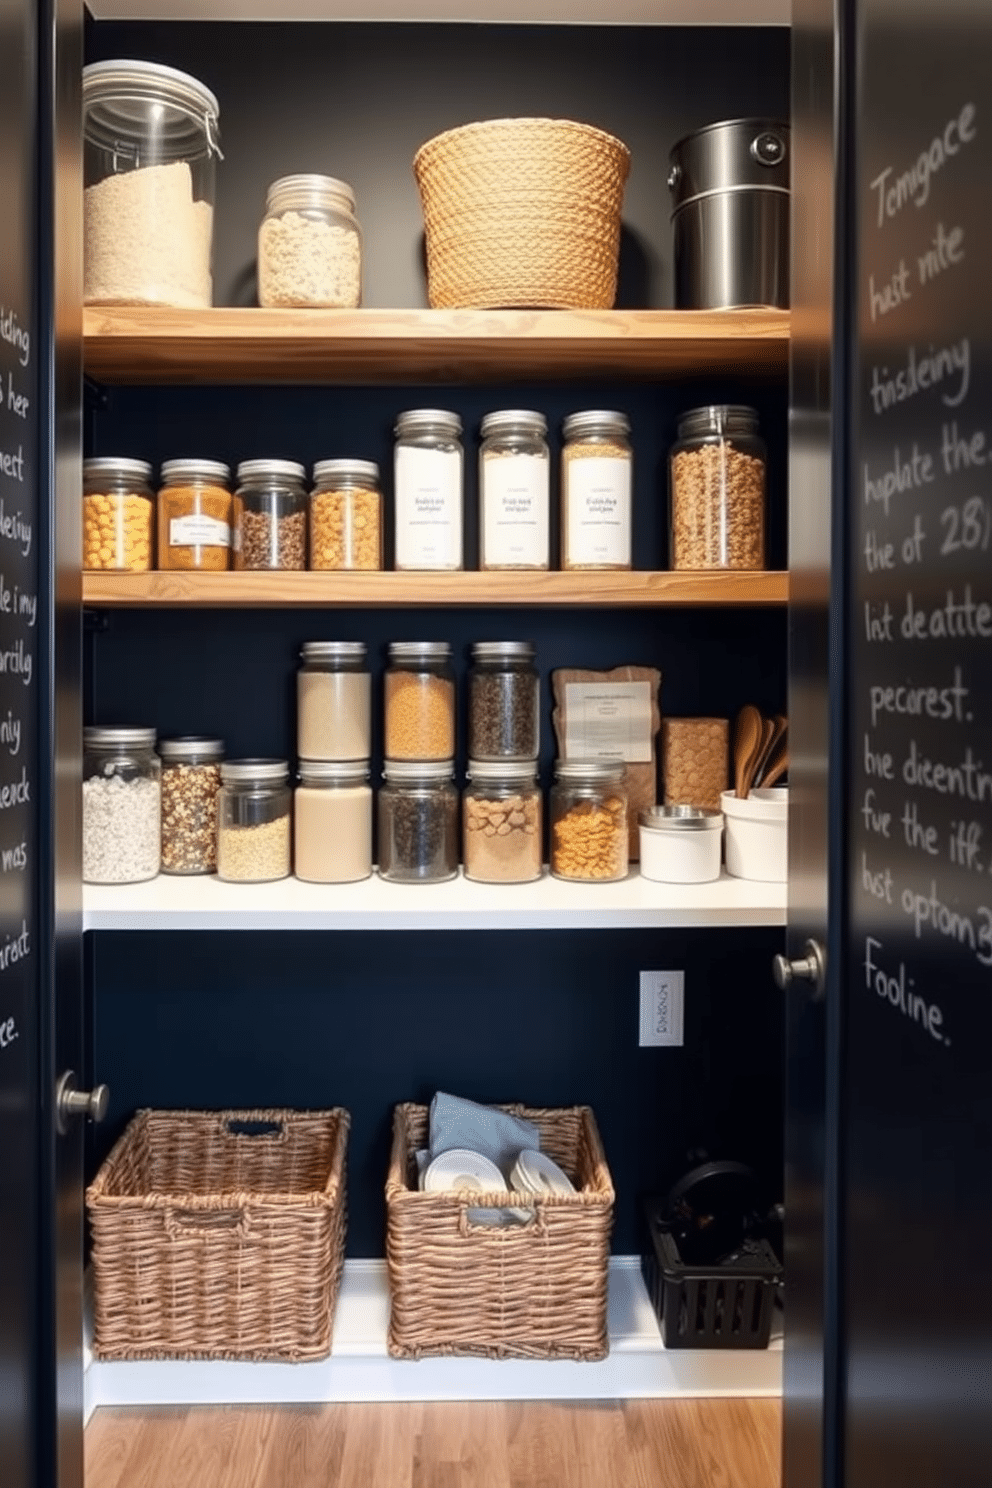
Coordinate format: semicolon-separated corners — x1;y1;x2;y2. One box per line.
164;1206;252;1241
222;1116;287;1142
459;1202;548;1239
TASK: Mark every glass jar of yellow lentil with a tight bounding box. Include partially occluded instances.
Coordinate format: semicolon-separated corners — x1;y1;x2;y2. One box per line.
83;457;155;571
309;459;382;571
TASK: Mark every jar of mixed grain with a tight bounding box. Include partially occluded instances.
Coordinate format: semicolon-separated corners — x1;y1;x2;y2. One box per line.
216;758;291;883
384;641;455;761
258;174;362;310
468;641;539;761
83;458;155;572
82;726;161;884
378;760;458;884
158;459;232;571
550;760;628;882
295;760;372;883
463;760;542;885
478;410;549;570
159;735;223;874
297;641;371;761
561;411;632;571
669;405;766;570
394;410;463;571
309;460;382;571
233;460;308;571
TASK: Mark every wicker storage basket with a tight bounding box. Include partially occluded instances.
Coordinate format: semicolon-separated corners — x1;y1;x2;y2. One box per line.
86;1107;349;1361
413;118;631;310
386;1101;615;1360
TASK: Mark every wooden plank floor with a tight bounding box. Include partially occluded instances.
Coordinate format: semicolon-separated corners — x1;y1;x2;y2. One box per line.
86;1399;781;1488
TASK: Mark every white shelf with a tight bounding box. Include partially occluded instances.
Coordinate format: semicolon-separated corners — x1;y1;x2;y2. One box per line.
83;867;787;932
84;1257;782;1422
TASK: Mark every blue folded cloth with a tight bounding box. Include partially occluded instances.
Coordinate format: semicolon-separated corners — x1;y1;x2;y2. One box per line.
429;1091;540;1180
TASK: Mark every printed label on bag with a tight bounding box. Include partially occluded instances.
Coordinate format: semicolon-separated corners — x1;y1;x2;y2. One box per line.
563;681;653;762
394;447;463;569
170;515;231;548
481;454;549;567
565;456;631;566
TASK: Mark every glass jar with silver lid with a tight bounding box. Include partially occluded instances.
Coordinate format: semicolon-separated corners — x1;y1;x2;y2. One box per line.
550;759;628;882
393;409;463;571
159;736;224;875
463;759;542;884
309;459;382;571
378;759;459;884
478;410;550;570
258;174;362;309
560;410;633;571
234;459;308;571
83;457;155;573
82;725;161;884
297;640;371;761
295;760;372;884
216;758;291;883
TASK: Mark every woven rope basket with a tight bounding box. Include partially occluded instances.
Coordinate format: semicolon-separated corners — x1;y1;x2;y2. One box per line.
87;1107;349;1362
386;1102;615;1361
413;118;631;310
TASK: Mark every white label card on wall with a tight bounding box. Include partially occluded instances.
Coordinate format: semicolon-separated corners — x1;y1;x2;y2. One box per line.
639;971;685;1047
563;681;653;762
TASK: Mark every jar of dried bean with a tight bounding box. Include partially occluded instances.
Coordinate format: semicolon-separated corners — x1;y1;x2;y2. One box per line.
216;759;291;883
83;725;160;883
560;411;632;571
478;410;549;570
550;760;628;883
384;641;455;761
309;459;382;571
258;174;362;310
83;457;154;572
468;640;539;761
295;760;372;884
378;760;458;884
669;405;766;570
463;760;542;884
233;460;308;571
393;409;463;571
297;641;371;761
158;458;232;571
159;736;224;875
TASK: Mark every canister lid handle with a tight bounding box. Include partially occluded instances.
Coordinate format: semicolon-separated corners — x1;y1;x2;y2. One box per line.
667;163;681;193
751;131;785;167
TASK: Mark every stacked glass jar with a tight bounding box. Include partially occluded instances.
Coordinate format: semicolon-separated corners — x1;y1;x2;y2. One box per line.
463;641;542;884
379;642;458;882
295;641;372;883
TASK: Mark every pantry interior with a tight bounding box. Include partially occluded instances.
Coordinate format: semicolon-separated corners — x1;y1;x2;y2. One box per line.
79;0;792;1432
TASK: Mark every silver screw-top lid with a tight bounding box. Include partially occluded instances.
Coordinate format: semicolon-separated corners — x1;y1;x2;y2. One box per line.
562;410;631;442
159;459;231;486
265;173;356;217
220;758;289;785
554;758;627;782
159;735;224;762
466;759;539;783
387;641;452;663
383;759;455;782
236;459;307;485
676;405;760;441
394;409;462;440
639;805;724;832
470;640;536;664
480;410;547;439
311;459;380;486
84;725;157;749
298;759;370;784
300;640;367;665
83;457;153;484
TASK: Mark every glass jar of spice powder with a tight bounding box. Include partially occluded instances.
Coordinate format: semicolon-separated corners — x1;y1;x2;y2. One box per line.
384;641;455;761
561;410;633;571
463;760;542;885
216;758;291;883
159;735;223;874
158;458;232;571
378;759;458;884
297;641;371;762
233;460;308;571
468;640;539;761
478;410;549;570
550;759;628;882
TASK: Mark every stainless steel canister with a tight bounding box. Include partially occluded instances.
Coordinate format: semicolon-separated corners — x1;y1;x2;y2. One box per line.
667;118;790;309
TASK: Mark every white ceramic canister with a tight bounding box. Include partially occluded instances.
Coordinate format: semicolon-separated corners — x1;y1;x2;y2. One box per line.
720;786;788;881
638;805;723;883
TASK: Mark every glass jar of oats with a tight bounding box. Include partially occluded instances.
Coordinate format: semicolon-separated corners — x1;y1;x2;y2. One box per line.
83;458;155;572
216;759;291;883
309;460;382;571
158;458;232;571
258;174;362;309
560;410;632;570
669;405;766;570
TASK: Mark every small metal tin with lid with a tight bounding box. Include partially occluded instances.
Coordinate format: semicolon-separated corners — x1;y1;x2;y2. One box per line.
216;758;291;883
295;759;372;884
478;409;550;570
550;759;628;882
668;118;790;309
561;410;632;571
159;735;224;875
83;457;155;572
82;725;161;884
297;640;370;761
468;640;539;760
158;458;232;572
309;459;382;571
463;759;542;884
394;409;464;571
638;805;724;884
258;173;362;309
378;759;458;884
234;459;308;571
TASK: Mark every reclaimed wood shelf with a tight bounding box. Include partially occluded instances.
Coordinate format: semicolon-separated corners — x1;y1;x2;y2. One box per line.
81;568;789;608
82;305;790;384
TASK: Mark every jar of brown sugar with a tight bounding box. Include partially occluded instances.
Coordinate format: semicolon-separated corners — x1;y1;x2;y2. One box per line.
669;405;766;570
550;759;628;882
463;760;542;884
309;459;382;571
383;641;455;761
158;458;232;571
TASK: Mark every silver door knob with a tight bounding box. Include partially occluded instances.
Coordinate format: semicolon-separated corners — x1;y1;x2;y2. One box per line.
772;938;826;999
55;1070;110;1136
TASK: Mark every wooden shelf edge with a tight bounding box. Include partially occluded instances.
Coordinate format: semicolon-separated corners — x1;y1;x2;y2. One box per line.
82;569;790;608
83;305;791;384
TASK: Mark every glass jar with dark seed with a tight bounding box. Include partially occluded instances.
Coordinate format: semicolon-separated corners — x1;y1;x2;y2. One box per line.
159;736;224;875
233;459;308;571
377;759;458;883
468;640;539;761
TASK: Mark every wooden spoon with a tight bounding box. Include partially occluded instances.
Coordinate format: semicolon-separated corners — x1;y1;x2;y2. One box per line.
762;743;789;788
756;714;788;787
749;717;776;793
733;705;763;798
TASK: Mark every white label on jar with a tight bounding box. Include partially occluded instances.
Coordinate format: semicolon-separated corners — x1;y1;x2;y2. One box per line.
563;682;652;763
169;515;231;548
565;456;631;566
481;453;549;567
394;446;463;569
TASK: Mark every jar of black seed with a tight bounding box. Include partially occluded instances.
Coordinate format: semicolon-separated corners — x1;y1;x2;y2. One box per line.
468;640;539;761
378;759;458;883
